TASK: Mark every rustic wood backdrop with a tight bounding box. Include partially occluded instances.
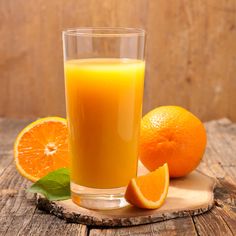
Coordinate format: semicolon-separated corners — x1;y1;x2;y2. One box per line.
0;0;236;121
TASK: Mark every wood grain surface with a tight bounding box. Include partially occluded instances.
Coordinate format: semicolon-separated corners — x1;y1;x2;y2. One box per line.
0;0;236;121
0;118;236;235
36;170;215;227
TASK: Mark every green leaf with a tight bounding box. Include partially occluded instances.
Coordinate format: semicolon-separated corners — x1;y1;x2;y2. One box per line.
28;168;71;201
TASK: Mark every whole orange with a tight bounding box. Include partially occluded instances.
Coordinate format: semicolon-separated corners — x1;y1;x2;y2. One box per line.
140;106;207;177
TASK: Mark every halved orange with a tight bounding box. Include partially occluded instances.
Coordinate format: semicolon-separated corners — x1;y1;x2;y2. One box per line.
125;163;169;209
14;117;69;182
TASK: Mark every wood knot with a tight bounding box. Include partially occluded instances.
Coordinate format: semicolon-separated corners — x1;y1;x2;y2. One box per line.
230;24;235;31
186;77;191;83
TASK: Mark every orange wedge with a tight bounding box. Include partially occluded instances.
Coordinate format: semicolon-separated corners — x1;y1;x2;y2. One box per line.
125;163;169;209
14;117;69;182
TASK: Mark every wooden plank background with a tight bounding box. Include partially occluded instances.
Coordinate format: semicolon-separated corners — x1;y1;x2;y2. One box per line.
0;0;236;121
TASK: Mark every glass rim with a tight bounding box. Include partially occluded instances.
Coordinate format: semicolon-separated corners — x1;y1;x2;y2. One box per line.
62;27;146;37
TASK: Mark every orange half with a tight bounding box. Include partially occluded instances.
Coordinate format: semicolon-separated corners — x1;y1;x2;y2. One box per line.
14;117;69;182
125;163;169;209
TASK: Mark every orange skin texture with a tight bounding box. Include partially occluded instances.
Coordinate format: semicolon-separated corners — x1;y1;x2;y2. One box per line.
140;106;207;177
125;182;148;208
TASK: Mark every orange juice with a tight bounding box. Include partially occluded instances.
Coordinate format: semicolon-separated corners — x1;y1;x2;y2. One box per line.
64;58;145;189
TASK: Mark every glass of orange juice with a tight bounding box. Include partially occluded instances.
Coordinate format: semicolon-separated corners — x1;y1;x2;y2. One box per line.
62;27;146;210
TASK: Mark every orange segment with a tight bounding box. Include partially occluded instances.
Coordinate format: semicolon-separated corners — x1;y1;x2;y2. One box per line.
14;117;69;182
125;163;169;209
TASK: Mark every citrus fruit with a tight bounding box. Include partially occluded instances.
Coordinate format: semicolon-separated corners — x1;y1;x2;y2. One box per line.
125;163;169;209
140;106;207;177
14;117;69;182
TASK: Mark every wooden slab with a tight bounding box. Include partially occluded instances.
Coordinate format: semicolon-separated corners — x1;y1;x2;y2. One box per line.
36;163;216;227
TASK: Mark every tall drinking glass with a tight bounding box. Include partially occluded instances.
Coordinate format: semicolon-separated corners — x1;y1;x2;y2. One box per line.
63;27;146;210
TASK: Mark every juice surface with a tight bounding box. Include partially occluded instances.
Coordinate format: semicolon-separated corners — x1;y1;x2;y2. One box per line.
64;58;145;188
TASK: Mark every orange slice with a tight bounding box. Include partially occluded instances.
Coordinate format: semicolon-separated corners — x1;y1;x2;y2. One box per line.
14;117;69;182
125;163;169;209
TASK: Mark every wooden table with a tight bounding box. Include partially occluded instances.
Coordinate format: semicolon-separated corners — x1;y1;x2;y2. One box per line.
0;118;236;236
